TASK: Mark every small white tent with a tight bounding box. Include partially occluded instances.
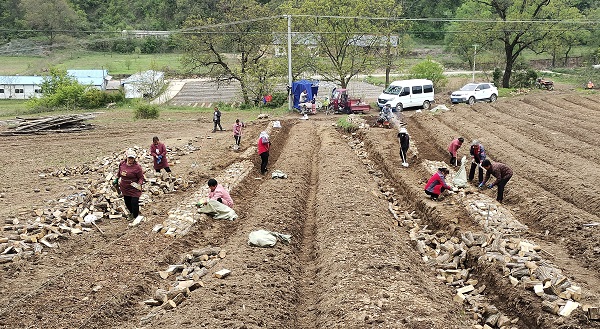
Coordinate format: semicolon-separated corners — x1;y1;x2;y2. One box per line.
122;70;165;99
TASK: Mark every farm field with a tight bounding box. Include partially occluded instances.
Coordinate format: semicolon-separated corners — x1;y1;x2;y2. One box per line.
1;89;600;328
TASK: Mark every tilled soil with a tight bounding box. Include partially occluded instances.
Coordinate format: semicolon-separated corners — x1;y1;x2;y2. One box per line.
1;91;600;328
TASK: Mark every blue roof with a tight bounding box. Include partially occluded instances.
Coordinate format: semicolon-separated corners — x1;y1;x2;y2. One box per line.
0;76;44;85
67;69;108;79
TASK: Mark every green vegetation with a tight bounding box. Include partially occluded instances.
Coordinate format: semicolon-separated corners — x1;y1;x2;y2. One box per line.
134;104;160;119
336;116;358;133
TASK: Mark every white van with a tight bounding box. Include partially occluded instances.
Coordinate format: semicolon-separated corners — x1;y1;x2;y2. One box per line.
377;79;435;111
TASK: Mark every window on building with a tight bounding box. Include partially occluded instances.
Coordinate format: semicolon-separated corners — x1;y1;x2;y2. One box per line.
34;89;42;93
0;88;4;94
15;89;24;93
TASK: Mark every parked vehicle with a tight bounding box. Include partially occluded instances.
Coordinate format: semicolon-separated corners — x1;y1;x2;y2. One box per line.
377;79;435;111
535;78;554;91
328;88;371;114
450;82;498;105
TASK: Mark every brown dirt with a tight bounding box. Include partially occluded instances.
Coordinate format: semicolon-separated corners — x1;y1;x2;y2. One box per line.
1;90;600;328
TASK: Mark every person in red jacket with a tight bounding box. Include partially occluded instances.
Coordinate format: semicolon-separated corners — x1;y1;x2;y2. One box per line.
116;149;145;219
480;159;513;203
447;137;464;166
424;168;452;201
150;136;171;173
257;131;271;174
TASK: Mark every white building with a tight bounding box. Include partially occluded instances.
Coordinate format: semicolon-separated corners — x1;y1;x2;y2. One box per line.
121;70;165;99
0;69;111;100
0;76;43;99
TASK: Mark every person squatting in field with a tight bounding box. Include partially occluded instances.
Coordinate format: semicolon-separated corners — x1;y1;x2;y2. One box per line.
424;167;452;201
206;178;233;208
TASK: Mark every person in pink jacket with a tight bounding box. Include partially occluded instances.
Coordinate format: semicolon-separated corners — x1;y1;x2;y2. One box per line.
116;149;145;219
207;178;233;208
424;168;452;201
447;137;464;167
150;136;171;173
232;119;244;149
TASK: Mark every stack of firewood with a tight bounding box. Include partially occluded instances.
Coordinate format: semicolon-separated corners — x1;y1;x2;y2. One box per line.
1;114;97;135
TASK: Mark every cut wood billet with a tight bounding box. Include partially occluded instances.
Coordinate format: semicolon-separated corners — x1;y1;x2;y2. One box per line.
588;307;600;320
0;254;14;263
162;300;176;310
511;268;530;279
535;266;553;283
542;300;559;314
485;313;499;326
559;300;580;317
171;293;185;306
142;299;162;306
203;258;219;269
154;289;168;302
191;247;221;257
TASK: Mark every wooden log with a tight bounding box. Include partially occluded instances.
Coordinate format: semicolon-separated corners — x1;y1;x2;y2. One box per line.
154;288;168;302
542;300;559;315
191;247;221;257
559;300;580;317
171;293;186;306
588;307;600;320
142;299;162;306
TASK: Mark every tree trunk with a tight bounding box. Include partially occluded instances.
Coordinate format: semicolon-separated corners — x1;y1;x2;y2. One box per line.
502;45;514;88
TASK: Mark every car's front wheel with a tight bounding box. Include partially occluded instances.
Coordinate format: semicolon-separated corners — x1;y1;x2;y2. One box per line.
489;94;497;102
467;97;475;105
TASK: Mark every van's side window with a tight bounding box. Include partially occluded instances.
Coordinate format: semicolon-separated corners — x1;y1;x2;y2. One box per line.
424;85;433;93
412;86;423;94
401;87;410;96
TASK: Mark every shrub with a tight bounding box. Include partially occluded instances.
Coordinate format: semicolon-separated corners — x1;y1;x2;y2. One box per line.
493;68;502;86
511;69;537;88
134;104;160;119
336;116;358;133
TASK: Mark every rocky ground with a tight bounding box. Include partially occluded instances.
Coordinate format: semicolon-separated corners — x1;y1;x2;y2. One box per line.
1;89;600;329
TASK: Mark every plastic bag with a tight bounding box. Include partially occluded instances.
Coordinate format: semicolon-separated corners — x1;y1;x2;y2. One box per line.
452;156;468;188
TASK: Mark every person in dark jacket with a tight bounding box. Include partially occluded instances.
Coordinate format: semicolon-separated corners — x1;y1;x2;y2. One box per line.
150;136;171;173
468;140;485;184
424;168;452;201
398;127;410;167
447;137;464;166
212;107;223;132
116;149;145;220
480;159;513;203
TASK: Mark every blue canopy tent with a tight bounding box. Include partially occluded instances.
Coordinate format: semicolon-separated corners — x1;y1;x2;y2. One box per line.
292;80;319;110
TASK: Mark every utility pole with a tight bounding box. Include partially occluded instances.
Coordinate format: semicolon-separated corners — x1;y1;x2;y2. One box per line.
472;44;478;83
286;15;293;112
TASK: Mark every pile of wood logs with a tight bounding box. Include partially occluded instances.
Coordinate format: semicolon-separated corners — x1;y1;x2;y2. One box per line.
0;114;97;135
0;144;198;264
140;246;229;324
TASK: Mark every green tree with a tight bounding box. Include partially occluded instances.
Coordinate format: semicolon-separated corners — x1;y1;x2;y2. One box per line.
19;0;88;44
409;59;447;87
447;0;583;88
180;0;279;105
282;0;402;88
